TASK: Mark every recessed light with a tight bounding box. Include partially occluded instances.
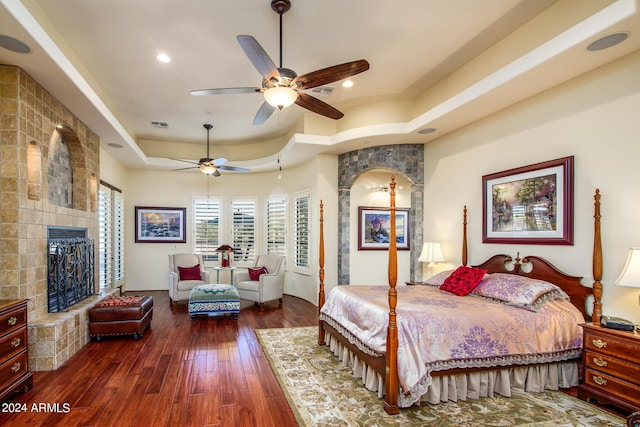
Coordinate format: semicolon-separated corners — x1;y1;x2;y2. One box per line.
107;143;123;148
156;53;171;63
342;80;354;88
0;35;30;53
587;32;629;52
418;127;436;134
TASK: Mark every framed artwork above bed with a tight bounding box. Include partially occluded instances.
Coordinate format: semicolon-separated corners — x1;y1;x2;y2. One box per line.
482;156;574;245
358;206;410;250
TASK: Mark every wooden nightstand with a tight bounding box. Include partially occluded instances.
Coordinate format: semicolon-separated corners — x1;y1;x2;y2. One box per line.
578;322;640;414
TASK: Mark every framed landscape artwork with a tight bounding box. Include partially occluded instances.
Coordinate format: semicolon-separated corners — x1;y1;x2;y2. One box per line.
135;206;186;243
358;206;410;250
482;156;574;245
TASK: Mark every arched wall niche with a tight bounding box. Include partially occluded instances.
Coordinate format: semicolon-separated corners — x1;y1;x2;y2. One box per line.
46;126;88;210
89;174;98;213
27;141;42;201
337;144;425;284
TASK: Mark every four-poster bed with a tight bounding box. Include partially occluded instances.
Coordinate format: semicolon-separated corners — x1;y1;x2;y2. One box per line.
317;177;603;414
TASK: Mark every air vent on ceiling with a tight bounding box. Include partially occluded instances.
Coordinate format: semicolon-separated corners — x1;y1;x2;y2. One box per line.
150;121;169;128
310;86;334;97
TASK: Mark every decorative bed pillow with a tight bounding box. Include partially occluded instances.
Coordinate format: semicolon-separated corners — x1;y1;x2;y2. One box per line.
248;266;268;281
439;266;487;296
422;269;454;287
178;264;202;281
470;273;569;311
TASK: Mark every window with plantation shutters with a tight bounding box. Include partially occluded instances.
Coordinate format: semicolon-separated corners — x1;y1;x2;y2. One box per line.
231;198;256;263
98;186;112;289
193;197;221;261
294;191;310;269
265;196;287;256
99;182;124;290
113;191;124;284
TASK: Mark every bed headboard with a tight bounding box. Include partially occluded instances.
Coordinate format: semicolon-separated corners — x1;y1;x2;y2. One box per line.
473;253;590;321
470;189;603;323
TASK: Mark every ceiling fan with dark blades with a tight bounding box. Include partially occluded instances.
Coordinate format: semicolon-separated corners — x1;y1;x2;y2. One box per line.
171;124;250;176
190;0;369;125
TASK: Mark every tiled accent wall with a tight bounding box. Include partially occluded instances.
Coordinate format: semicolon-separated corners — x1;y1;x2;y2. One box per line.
47;132;73;208
338;144;424;284
0;65;101;371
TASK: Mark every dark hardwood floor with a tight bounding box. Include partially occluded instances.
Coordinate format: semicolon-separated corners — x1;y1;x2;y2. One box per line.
0;291;317;427
1;291;629;426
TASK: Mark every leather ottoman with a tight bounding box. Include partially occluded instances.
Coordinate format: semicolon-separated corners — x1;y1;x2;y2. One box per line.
89;295;153;340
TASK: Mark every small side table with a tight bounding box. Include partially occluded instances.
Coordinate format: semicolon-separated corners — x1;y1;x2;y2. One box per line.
213;266;237;286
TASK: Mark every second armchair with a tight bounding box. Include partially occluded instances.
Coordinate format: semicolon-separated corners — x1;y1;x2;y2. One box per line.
235;254;285;309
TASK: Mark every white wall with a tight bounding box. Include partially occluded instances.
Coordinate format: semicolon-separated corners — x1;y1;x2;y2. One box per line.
119;154;337;306
350;171;412;286
423;49;640;324
99;148;127;190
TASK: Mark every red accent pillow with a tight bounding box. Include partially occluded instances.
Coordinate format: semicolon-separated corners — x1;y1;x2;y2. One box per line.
178;264;202;281
248;266;268;281
440;266;487;296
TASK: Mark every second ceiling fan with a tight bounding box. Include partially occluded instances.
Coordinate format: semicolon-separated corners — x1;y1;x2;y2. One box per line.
172;124;250;176
191;0;370;125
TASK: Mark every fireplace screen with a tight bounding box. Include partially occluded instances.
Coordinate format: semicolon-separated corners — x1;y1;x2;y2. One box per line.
47;227;95;313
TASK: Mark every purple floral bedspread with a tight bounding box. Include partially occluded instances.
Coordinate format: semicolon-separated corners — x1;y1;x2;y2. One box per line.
319;284;584;407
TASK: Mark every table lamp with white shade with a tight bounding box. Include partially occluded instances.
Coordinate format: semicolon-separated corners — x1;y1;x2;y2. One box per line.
418;242;445;273
609;247;640;331
615;247;640;302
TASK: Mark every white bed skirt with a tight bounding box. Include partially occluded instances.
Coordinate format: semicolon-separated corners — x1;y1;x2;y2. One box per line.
324;332;580;406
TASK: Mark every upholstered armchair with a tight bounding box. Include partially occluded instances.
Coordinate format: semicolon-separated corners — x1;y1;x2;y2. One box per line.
235;254;285;309
168;253;211;306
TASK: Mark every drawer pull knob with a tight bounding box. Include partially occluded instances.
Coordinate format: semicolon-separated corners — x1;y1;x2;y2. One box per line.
593;375;607;386
592;338;607;349
11;362;21;373
592;357;607;367
7;316;17;326
11;337;21;348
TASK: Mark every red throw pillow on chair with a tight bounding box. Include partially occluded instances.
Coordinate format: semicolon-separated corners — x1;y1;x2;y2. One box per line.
178;264;202;281
248;266;268;281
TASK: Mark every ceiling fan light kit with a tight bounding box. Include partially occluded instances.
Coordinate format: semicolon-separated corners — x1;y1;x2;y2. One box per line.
264;86;297;109
199;163;217;175
190;0;369;125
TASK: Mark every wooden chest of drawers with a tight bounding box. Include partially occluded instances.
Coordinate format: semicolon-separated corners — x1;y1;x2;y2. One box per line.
0;299;32;402
578;322;640;413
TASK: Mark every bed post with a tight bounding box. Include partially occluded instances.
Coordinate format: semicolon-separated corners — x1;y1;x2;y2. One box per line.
318;200;326;345
384;177;400;415
592;189;602;323
462;205;468;267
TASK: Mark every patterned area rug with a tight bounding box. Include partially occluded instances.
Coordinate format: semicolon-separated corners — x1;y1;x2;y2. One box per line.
256;327;624;427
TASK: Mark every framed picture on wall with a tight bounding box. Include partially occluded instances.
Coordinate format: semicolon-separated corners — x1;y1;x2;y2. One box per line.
135;206;186;243
358;206;410;250
482;156;574;245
